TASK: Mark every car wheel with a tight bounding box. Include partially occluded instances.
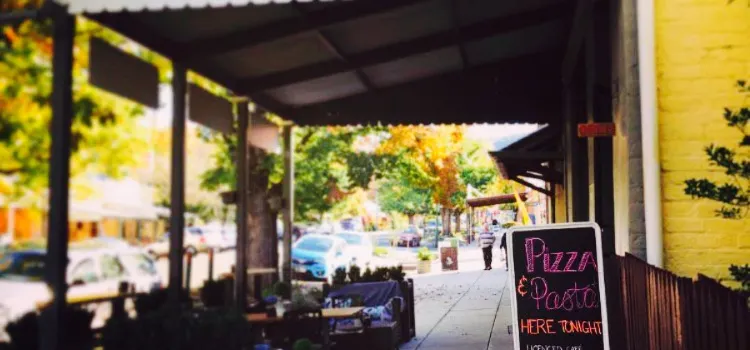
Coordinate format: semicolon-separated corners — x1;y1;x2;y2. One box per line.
414;239;420;247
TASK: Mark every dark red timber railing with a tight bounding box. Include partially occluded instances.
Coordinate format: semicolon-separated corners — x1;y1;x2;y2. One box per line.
606;254;749;350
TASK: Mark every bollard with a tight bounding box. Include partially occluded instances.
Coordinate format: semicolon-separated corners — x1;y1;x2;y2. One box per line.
184;251;193;291
208;248;214;282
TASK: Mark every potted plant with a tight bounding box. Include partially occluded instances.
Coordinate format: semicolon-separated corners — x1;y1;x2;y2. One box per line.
416;247;433;274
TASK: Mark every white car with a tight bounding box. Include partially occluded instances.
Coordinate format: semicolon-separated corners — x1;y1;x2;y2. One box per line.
0;247;162;341
334;231;373;267
145;227;207;258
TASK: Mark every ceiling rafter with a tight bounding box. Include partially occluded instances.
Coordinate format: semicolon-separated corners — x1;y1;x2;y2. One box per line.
449;0;468;70
237;1;574;94
290;3;374;91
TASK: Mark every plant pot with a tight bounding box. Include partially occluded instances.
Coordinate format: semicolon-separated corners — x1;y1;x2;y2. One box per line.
417;260;431;274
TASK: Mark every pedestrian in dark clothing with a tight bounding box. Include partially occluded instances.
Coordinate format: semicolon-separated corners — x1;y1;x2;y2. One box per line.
499;230;508;271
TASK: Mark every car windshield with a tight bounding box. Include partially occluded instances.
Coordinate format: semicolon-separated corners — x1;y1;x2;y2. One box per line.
295;237;333;252
0;252;46;282
120;253;158;276
335;233;363;246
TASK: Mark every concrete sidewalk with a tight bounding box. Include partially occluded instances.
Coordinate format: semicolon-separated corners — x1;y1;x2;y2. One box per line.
402;266;515;350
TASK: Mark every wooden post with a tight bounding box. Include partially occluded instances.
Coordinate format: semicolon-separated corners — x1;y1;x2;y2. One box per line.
167;62;187;308
281;125;294;282
235;101;249;310
41;7;75;350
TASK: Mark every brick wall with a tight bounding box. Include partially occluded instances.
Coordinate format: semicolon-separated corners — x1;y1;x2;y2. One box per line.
656;0;750;280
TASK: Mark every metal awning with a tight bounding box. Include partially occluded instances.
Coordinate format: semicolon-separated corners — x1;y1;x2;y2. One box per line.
488;125;563;196
54;0;293;14
466;193;527;208
48;0;574;126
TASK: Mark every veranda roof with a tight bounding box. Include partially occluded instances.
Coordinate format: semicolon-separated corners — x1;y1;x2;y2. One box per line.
51;0;575;126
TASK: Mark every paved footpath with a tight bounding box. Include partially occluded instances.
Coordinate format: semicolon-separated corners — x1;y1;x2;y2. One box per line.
402;258;515;350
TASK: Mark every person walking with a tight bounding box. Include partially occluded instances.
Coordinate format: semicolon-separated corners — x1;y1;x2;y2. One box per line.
499;228;508;271
479;223;496;270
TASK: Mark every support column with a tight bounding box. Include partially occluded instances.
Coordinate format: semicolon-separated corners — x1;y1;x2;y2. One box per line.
235;101;249;310
41;8;75;350
167;63;187;308
593;0;616;255
281;125;294;283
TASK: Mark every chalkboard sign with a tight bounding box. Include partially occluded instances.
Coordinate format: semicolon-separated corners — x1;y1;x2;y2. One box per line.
506;222;610;350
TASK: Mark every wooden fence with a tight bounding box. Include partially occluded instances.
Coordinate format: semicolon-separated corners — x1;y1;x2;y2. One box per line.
608;254;749;350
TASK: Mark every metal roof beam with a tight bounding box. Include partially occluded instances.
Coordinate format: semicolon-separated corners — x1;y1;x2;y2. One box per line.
238;1;574;94
291;3;375;91
180;0;429;61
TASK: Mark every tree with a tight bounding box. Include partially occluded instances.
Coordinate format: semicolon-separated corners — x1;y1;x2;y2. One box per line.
199;124;384;287
0;15;149;204
377;125;465;234
684;79;749;291
378;174;434;225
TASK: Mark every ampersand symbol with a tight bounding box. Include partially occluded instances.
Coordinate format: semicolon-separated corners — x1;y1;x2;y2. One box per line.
517;275;528;297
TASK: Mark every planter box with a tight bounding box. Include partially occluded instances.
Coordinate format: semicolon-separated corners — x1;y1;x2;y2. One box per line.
417;260;431;274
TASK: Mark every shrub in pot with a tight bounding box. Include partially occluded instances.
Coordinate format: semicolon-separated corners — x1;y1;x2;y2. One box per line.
348;265;362;283
200;279;227;308
417;248;432;274
101;307;254;350
5;306;94;350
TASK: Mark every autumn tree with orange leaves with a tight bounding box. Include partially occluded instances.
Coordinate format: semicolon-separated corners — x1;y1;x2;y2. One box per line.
377;125;466;234
0;6;151;202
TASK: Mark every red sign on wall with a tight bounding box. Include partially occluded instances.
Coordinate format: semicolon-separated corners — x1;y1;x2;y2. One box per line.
577;123;616;138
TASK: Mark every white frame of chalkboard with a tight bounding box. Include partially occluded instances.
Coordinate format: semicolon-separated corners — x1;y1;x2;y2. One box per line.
505;222;611;350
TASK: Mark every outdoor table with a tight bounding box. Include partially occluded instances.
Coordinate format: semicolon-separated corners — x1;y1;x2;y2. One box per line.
246;307;365;350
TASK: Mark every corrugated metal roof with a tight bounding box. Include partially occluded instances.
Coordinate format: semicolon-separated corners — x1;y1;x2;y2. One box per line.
54;0;342;14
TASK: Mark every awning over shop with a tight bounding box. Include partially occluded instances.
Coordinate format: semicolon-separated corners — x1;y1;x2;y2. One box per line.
466;193;527;208
488;125;563;196
49;0;575;126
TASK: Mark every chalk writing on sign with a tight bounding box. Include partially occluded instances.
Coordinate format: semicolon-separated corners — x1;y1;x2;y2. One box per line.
508;223;609;350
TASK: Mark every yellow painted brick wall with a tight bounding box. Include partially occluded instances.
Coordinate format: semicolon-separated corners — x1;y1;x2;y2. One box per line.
656;0;750;281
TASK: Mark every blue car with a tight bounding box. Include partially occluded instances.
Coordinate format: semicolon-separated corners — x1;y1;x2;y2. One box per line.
291;234;350;282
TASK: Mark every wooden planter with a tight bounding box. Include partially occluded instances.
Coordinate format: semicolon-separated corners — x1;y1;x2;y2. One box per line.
417;260;431;274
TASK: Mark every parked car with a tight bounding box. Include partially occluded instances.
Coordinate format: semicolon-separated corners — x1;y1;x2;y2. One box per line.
0;246;162;341
396;226;422;247
201;226;236;251
291;234;349;282
334;231;373;267
145;227;207;258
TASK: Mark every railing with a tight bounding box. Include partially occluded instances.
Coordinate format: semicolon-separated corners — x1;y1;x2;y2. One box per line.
609;254;750;350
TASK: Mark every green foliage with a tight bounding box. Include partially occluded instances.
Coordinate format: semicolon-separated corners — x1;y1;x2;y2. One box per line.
5;307;94;350
347;264;361;283
0;19;148;201
101;307;254;350
378;175;434;217
373;246;389;257
728;264;750;293
332;267;348;285
292;338;314;350
684;80;749;219
416;247;433;261
684;80;750;291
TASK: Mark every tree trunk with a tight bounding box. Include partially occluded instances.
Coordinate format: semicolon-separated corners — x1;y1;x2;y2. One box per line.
441;208;451;236
408;214;415;225
245;147;278;297
454;211;461;233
